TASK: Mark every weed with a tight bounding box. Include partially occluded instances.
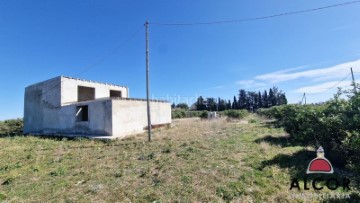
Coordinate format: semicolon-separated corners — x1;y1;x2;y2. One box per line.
114;171;123;178
0;193;7;201
181;175;192;184
138;152;156;160
49;167;66;177
161;146;171;153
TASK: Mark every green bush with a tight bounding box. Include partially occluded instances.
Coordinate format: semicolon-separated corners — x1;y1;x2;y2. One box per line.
186;111;207;118
199;111;208;119
171;109;186;119
171;110;208;119
0;119;23;136
222;110;248;119
256;92;360;172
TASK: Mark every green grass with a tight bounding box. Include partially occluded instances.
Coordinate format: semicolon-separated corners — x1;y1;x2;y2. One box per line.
0;115;358;202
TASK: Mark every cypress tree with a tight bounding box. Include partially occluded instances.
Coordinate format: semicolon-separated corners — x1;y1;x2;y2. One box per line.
232;96;238;109
238;89;247;109
269;88;275;107
226;100;232;109
263;90;268;108
258;91;262;108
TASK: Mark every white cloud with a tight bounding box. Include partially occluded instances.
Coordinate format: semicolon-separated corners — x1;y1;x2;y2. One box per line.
255;59;360;84
234;59;360;104
269;65;311;74
295;80;352;94
236;80;267;89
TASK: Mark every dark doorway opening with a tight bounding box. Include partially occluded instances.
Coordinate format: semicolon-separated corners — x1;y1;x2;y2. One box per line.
76;105;89;122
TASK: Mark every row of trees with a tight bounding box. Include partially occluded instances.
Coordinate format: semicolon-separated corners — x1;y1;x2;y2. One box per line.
172;87;287;111
234;87;287;111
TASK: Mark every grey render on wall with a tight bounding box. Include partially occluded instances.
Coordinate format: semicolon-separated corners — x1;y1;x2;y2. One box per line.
23;76;171;138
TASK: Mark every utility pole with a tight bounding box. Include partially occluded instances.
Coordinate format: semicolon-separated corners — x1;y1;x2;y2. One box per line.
145;21;152;142
301;92;306;105
350;67;357;94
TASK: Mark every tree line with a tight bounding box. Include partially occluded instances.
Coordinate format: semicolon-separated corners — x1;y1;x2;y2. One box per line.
172;87;287;111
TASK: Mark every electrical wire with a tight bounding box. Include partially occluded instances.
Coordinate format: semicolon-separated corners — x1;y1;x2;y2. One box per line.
307;73;351;95
40;25;144;96
73;25;144;77
150;1;360;26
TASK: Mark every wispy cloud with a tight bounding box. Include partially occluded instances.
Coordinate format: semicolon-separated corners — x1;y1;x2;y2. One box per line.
255;59;360;84
236;80;267;89
295;80;352;94
234;59;360;104
269;65;311;74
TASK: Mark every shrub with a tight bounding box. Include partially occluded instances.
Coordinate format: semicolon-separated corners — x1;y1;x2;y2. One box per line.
171;110;208;119
199;111;208;119
0;119;23;136
256;91;360;171
186;110;207;118
223;110;248;119
171;109;186;119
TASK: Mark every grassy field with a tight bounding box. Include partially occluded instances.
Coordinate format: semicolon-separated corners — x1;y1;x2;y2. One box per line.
0;115;358;202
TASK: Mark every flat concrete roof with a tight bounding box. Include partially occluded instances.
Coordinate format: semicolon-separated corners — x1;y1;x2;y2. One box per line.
63;97;170;106
61;76;128;88
26;75;129;89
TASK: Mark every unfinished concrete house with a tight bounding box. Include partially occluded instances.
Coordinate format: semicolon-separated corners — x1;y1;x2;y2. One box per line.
24;76;171;138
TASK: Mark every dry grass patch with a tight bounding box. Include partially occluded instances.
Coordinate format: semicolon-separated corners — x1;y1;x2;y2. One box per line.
0;114;356;202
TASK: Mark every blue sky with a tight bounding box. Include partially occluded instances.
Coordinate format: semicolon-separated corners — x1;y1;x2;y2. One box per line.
1;0;360;120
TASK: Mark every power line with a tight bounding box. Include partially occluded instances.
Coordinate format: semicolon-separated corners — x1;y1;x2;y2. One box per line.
73;25;144;77
41;25;144;96
307;73;351;95
150;1;360;26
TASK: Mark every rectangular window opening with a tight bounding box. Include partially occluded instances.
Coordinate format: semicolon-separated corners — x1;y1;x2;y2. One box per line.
110;90;122;98
78;86;95;102
76;105;89;122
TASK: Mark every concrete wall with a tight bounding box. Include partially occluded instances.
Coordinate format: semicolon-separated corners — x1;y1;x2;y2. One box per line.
112;99;171;138
24;86;113;136
61;76;128;104
24;76;124;136
24;77;62;133
24;76;171;138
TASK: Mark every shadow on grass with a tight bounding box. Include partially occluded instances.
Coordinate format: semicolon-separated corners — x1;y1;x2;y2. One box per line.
260;149;313;179
255;135;296;147
0;131;23;138
259;120;280;128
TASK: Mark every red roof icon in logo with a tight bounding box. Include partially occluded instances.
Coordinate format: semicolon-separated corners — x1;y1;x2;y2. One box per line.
306;146;333;174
